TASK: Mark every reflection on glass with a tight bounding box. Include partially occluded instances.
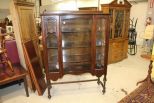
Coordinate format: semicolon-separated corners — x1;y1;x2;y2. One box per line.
114;10;124;38
109;9;113;39
96;17;105;69
48;63;59;72
61;15;92;72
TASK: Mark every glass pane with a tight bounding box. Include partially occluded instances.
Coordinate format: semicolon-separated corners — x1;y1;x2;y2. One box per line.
109;9;113;39
114;10;124;38
48;49;59;72
61;15;92;72
45;16;59;72
46;17;58;48
96;17;106;69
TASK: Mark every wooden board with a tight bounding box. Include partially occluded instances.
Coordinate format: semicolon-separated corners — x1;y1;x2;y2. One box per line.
23;40;46;95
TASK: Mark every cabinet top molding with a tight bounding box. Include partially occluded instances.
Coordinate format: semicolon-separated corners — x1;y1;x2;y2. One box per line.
41;11;110;16
14;0;34;6
101;0;132;8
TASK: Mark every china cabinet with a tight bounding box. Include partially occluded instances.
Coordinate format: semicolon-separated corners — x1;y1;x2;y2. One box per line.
41;11;109;98
101;0;131;63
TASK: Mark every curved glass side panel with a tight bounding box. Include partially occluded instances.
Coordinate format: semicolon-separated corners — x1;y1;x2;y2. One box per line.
96;16;106;69
45;16;59;72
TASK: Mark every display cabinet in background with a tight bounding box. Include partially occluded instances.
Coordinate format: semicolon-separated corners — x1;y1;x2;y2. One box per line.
41;11;110;98
101;0;131;63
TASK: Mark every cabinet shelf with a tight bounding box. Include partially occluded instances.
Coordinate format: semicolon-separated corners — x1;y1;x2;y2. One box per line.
63;54;91;62
62;46;91;49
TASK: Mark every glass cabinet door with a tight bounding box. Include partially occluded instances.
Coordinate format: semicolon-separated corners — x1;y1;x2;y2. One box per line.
60;15;93;73
45;16;60;72
95;16;106;69
114;10;124;38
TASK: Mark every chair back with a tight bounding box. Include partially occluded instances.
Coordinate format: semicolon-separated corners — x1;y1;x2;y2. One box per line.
0;34;6;49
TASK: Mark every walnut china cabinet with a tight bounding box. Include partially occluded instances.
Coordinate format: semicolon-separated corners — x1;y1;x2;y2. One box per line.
41;11;110;98
101;0;131;63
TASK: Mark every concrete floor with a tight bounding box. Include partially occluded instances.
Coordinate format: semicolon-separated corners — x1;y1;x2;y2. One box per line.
0;47;150;103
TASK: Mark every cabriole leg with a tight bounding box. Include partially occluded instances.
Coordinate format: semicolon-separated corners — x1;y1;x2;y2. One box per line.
102;75;107;94
47;80;52;99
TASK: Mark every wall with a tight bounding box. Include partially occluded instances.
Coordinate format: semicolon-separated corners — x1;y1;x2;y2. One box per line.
0;0;11;20
0;9;10;20
130;1;148;45
40;0;112;12
0;0;10;9
147;0;154;24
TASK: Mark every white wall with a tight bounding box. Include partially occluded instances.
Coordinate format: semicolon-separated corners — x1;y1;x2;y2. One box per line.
147;0;154;24
130;1;148;45
0;9;10;20
0;0;11;9
40;0;113;12
0;0;11;20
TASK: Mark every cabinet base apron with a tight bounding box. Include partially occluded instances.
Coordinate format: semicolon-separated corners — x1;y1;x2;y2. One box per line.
47;76;107;99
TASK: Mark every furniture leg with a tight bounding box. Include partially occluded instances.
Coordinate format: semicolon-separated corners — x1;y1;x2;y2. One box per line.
7;60;14;72
136;60;154;96
103;75;107;94
4;52;14;72
47;80;51;99
24;77;29;97
97;77;106;94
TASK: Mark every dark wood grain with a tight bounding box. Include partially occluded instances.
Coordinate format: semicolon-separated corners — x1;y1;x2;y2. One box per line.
0;64;29;97
23;40;47;96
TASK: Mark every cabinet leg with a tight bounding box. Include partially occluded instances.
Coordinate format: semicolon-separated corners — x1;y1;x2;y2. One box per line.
24;77;29;97
103;75;107;94
97;76;106;94
47;80;51;99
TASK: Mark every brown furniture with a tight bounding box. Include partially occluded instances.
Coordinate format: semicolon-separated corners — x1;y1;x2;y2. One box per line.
136;60;154;96
0;34;13;72
41;11;110;98
0;64;29;97
10;0;45;93
23;40;46;95
101;0;132;63
78;7;98;11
